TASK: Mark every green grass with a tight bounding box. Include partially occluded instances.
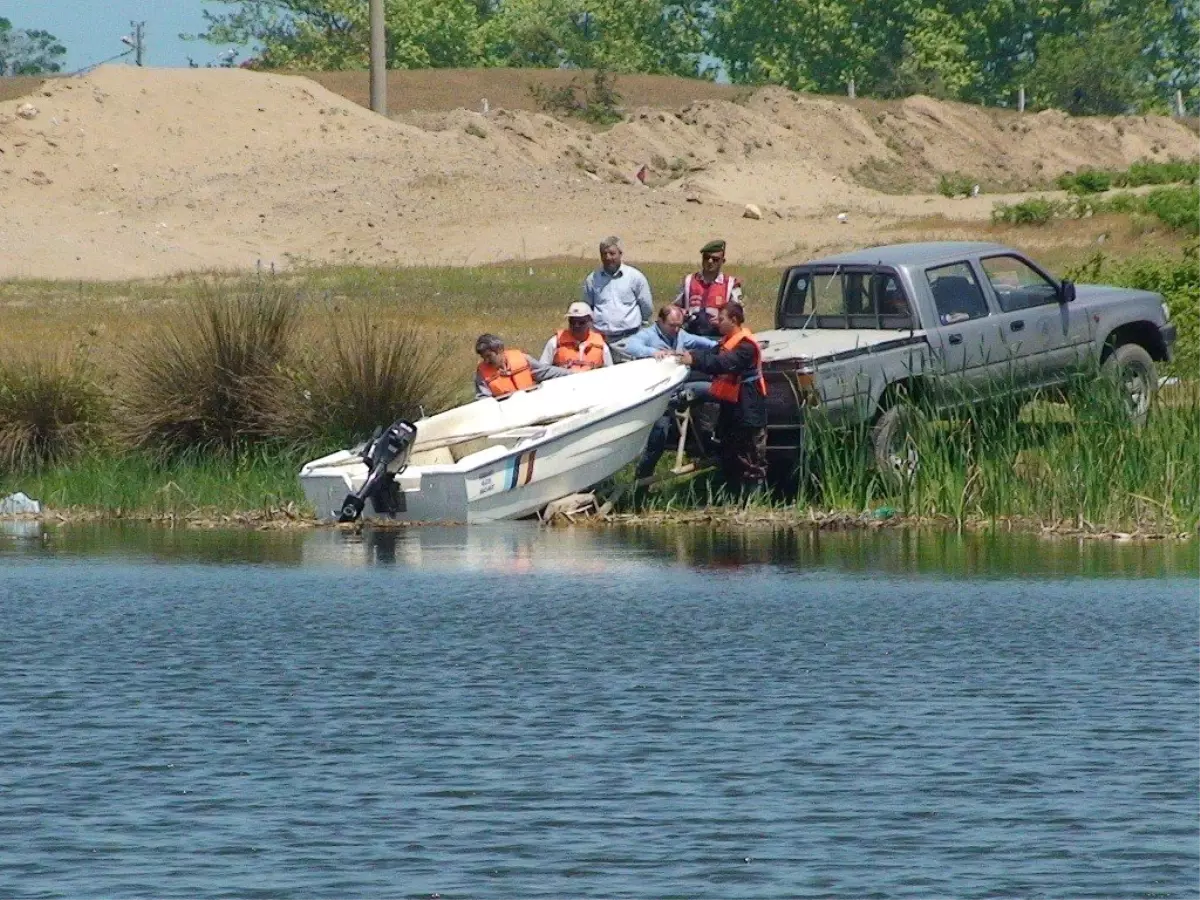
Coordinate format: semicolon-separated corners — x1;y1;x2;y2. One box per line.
993;185;1199;236
0;447;305;518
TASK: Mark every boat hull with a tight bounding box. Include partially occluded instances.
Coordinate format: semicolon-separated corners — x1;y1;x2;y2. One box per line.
300;360;686;523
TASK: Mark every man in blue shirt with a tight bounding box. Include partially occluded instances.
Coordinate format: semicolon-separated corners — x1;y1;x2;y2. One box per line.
581;235;653;352
630;306;717;481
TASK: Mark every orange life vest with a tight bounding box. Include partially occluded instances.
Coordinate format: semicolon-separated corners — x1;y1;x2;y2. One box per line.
552;328;606;371
682;272;740;322
477;349;535;398
708;326;767;404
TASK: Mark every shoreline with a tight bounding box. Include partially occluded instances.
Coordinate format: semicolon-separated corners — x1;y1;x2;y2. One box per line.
6;507;1194;542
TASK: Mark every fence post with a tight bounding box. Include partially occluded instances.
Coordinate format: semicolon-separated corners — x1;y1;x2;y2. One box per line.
1018;85;1025;113
1176;89;1185;117
848;78;856;99
369;0;387;116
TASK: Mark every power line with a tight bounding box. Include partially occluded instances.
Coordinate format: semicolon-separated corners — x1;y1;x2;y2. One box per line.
66;48;134;77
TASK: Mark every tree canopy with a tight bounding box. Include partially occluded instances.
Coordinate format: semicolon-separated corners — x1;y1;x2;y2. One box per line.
0;17;67;76
194;0;1194;113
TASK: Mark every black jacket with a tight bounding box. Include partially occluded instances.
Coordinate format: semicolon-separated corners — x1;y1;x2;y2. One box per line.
689;339;767;428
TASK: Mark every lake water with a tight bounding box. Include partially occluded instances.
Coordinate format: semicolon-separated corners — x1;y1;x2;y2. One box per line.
1;523;1196;898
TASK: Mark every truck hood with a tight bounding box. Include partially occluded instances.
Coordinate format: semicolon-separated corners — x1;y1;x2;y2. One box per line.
1075;283;1163;307
757;328;926;363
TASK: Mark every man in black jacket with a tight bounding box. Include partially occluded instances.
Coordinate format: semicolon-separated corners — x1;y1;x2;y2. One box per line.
676;301;767;495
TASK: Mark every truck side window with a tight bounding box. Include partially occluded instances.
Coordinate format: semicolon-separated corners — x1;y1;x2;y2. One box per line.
927;263;989;325
981;255;1058;312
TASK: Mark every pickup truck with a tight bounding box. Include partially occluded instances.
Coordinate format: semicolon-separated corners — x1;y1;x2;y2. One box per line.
756;241;1176;479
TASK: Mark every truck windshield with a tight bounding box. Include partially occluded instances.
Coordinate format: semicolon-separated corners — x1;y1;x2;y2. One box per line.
779;268;914;330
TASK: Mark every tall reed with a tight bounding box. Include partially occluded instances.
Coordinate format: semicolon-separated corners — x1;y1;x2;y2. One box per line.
0;354;109;470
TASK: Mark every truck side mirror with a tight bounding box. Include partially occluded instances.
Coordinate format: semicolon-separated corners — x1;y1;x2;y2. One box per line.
1059;280;1076;304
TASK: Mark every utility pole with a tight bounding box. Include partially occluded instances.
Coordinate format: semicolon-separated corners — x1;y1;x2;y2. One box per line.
369;0;386;115
131;21;145;66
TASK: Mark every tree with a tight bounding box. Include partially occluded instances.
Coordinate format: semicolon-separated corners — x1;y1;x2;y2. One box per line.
0;17;67;76
194;0;483;69
478;0;712;77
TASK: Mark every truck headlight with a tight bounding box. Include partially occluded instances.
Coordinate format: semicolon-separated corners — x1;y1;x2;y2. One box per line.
1162;302;1171;323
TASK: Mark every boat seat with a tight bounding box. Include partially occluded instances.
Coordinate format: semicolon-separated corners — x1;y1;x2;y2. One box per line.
409;446;455;466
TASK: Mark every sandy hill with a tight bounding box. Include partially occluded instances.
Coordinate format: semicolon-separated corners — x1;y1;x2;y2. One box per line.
0;67;1194;280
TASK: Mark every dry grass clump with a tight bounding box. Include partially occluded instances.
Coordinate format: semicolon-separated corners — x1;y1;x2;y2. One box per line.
0;354;109;470
282;307;459;446
117;281;300;458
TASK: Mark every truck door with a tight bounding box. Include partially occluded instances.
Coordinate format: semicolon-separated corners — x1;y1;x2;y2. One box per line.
978;254;1090;387
925;262;1001;402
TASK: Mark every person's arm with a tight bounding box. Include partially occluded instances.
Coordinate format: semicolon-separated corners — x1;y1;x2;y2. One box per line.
680;331;718;352
529;355;569;382
600;343;614;366
635;271;653;323
539;336;557;366
673;275;689;308
581;272;595;308
622;327;654;359
685;340;755;377
474;369;492;399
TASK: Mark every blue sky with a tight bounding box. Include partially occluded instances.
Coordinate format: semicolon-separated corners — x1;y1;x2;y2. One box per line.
7;1;234;71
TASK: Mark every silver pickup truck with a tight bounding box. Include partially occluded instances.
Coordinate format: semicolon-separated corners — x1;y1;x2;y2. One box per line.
757;241;1176;477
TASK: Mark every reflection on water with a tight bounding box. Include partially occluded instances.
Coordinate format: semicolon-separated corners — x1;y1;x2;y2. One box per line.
4;519;1195;578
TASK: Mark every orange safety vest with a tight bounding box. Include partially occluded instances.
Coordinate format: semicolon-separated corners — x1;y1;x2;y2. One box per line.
477;349;535;398
552;328;607;371
682;272;740;322
708;326;767;404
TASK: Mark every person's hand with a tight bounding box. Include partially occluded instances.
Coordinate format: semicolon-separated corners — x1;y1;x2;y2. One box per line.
678;351;694;366
652;349;674;361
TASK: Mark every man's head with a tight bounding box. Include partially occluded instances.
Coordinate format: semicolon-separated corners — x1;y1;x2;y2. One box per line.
656;304;685;340
700;239;726;279
566;301;593;339
475;333;506;368
599;235;623;274
718;300;745;336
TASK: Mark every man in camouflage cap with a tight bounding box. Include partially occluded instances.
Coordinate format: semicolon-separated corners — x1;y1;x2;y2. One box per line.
673;239;744;338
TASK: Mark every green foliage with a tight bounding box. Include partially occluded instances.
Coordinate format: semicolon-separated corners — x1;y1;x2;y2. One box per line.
280;307;458;448
0;354;108;471
0;16;66;75
529;67;625;124
937;172;977;198
118;281;300;459
1057;169;1112;194
991;197;1064;225
1118;158;1200;187
194;0;484;69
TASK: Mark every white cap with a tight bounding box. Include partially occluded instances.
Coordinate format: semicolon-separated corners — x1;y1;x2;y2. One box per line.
566;302;592;318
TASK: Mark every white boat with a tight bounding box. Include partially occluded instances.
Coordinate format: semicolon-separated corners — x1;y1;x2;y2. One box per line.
299;358;688;524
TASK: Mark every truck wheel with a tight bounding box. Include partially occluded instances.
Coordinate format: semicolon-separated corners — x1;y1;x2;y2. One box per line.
1102;343;1157;425
872;404;921;485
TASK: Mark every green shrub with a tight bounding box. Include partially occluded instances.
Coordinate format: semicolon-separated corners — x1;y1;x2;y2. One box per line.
281;307;458;447
118;281;300;458
992;197;1063;225
0;354;109;471
938;172;976;198
529;67;624;126
1142;185;1200;233
1058;169;1112;194
1118;157;1200;187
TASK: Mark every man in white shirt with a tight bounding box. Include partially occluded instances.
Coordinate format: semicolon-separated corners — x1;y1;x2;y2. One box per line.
580;235;653;352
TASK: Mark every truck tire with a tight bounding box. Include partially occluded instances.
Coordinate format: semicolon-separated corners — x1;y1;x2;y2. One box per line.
1102;342;1157;425
872;404;921;485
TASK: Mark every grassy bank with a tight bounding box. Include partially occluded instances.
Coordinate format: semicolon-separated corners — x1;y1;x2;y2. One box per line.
0;245;1195;528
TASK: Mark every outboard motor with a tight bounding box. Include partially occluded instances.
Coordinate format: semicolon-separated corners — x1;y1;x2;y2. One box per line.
337;419;418;523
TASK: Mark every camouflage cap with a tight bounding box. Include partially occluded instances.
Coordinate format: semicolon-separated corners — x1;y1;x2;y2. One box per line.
700;239;726;255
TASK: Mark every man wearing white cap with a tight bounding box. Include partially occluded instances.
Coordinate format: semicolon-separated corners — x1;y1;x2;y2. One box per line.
540;302;614;371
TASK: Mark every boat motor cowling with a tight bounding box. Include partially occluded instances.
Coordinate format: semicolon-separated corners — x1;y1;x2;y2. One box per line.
336;419;418;523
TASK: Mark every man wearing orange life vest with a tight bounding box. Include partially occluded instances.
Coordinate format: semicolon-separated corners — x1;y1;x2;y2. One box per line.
674;239;744;338
539;302;614;371
677;300;768;494
474;334;568;400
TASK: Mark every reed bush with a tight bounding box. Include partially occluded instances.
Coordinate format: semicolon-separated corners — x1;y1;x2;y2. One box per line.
281;306;459;447
0;354;109;470
117;280;300;458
